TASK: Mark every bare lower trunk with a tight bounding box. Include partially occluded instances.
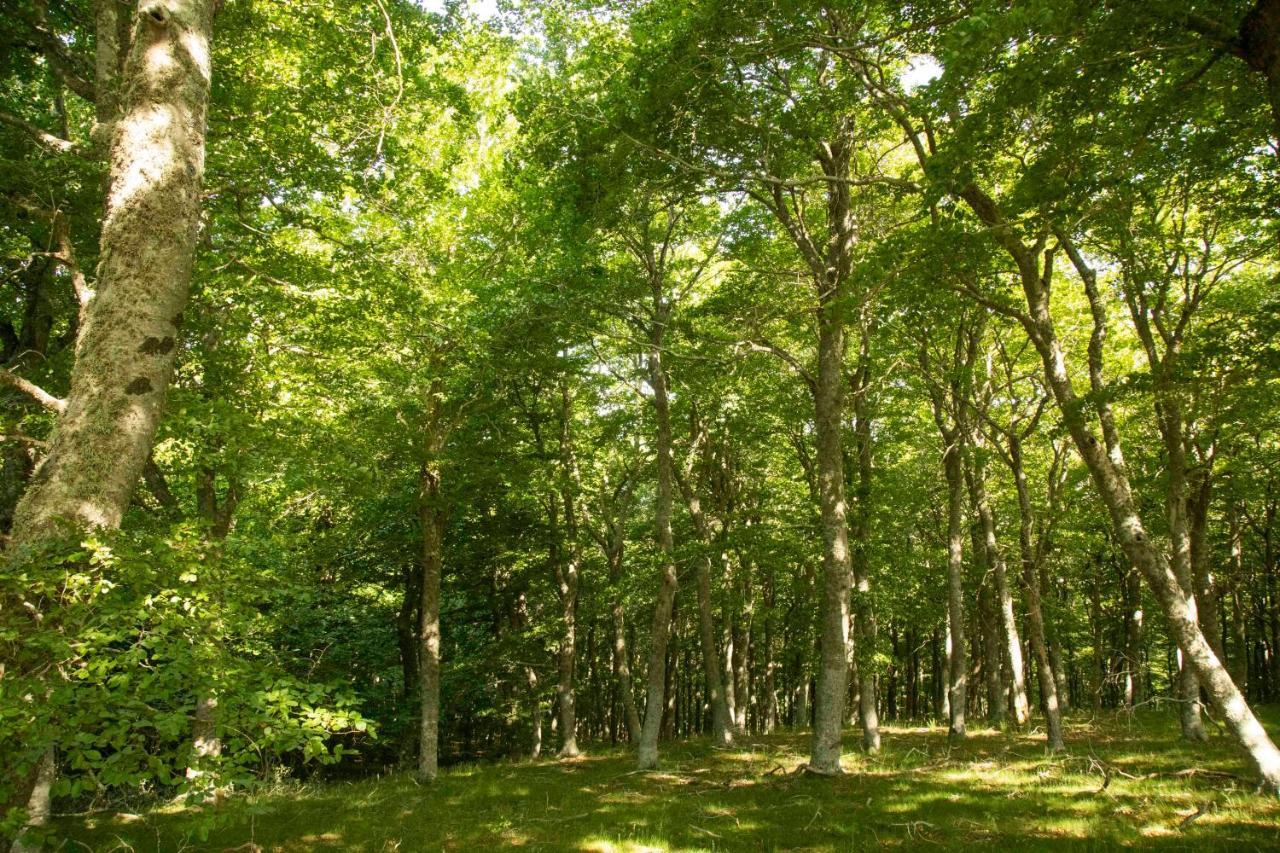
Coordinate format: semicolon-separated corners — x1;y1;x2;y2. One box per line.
612;601;640;742
1011;453;1065;751
979;580;1004;724
972;460;1029;726
809;305;852;773
637;326;678;770
850;353;880;753
1124;567;1145;708
943;438;968;739
418;461;445;781
695;551;733;745
677;460;733;746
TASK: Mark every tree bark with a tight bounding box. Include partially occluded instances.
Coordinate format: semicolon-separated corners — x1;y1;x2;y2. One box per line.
959;189;1280;789
5;3;215;842
8;0;212;546
417;459;445;780
849;337;880;752
637;314;679;770
675;446;734;747
969;446;1030;726
553;384;581;758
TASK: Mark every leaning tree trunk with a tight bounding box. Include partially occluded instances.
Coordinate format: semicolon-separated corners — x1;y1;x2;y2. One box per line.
5;3;214;846
637;317;679;770
8;0;212;546
971;454;1030;726
958;188;1280;790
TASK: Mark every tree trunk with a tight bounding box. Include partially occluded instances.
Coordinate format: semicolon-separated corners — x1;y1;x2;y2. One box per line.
849;346;881;752
1160;406;1208;740
970;451;1030;726
979;577;1005;724
5;3;215;842
8;0;212;546
1123;565;1145;708
942;430;968;739
809;294;853;772
553;384;582;758
675;455;733;746
637;317;679;770
960;191;1280;789
418;458;445;780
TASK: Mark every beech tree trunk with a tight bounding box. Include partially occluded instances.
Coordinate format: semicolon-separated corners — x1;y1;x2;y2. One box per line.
676;455;733;747
417;457;445;781
1007;434;1064;749
941;417;968;739
958;187;1280;790
5;3;214;845
8;0;212;546
603;520;641;742
849;342;881;753
809;299;852;772
553;384;581;758
970;451;1030;726
637;315;679;770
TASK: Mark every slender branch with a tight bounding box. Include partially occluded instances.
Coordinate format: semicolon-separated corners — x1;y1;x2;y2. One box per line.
0;368;66;414
0;109;89;158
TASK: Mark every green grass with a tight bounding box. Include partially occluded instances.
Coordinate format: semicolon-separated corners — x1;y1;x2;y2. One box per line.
55;710;1280;851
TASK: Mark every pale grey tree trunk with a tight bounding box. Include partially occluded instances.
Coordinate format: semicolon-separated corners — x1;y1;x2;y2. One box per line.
809;304;852;772
849;340;880;753
1123;566;1145;708
6;3;214;845
1006;436;1065;749
675;446;733;747
970;451;1030;726
958;190;1280;790
10;0;212;543
637;316;679;770
553;384;581;758
938;413;967;739
605;525;640;742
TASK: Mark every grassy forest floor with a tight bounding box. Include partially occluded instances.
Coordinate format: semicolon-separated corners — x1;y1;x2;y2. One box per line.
57;710;1280;851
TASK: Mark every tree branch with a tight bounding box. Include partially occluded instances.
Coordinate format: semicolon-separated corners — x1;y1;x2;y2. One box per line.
0;109;89;158
0;368;65;414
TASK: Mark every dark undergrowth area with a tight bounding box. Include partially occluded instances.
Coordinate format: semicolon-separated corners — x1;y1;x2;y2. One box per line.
55;709;1280;851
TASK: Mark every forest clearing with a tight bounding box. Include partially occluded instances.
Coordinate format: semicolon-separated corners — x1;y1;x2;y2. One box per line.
3;0;1280;850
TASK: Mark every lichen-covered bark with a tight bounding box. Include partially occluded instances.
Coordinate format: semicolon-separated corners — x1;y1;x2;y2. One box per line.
5;4;214;845
9;0;214;547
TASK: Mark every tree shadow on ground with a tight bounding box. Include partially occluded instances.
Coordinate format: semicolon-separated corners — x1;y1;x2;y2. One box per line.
55;710;1280;851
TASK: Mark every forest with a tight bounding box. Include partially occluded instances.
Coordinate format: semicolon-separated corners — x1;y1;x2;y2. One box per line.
2;0;1280;849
